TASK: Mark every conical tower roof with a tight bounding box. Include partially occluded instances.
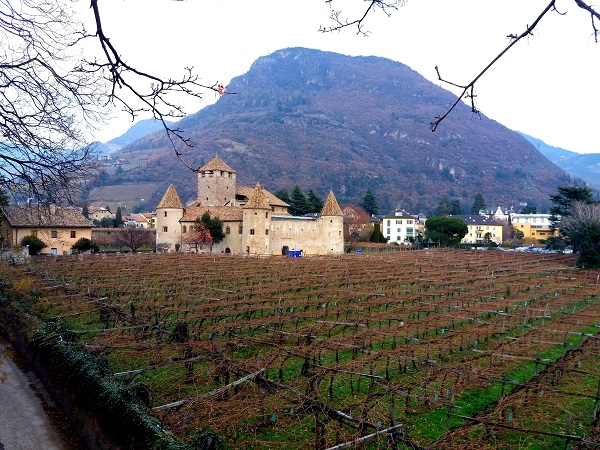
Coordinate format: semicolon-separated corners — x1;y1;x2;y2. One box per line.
198;156;236;173
320;191;343;216
157;184;184;209
244;184;271;209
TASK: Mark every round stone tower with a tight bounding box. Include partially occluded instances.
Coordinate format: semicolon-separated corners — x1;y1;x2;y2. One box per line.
241;184;271;255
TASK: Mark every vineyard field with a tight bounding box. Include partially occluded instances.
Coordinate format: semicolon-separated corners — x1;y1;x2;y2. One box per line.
3;249;600;449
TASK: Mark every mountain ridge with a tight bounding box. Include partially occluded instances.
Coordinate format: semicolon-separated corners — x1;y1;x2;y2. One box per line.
96;47;584;213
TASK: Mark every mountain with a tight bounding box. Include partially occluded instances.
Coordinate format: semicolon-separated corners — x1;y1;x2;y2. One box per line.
106;118;174;149
518;132;600;191
101;47;583;213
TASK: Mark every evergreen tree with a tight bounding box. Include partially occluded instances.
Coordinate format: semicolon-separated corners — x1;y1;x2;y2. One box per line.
82;204;90;219
274;189;291;206
290;186;311;216
521;204;537;214
436;196;451;216
371;222;382;243
114;207;124;227
306;189;324;213
0;188;9;208
549;186;593;219
471;193;486;214
20;235;47;255
200;212;225;251
449;200;462;215
425;217;468;247
360;189;379;216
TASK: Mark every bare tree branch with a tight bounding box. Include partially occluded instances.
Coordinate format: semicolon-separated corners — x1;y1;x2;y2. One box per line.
87;0;236;172
320;1;405;35
322;0;599;131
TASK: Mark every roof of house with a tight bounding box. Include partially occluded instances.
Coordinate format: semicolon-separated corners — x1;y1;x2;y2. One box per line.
449;215;504;226
157;184;184;209
199;156;236;173
236;186;289;207
321;191;343;216
243;184;271;209
382;210;418;219
2;205;92;228
181;204;243;222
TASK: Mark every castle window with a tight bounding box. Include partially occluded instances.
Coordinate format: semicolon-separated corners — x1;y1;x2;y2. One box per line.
239;225;243;234
265;229;269;235
228;172;232;178
71;231;76;239
220;171;223;176
182;225;187;233
250;229;255;235
164;211;168;217
163;226;168;232
226;226;230;234
265;212;268;218
51;230;57;238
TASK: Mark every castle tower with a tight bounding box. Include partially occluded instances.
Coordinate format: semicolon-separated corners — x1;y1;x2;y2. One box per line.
241;184;271;255
197;156;236;206
156;184;184;252
320;191;344;254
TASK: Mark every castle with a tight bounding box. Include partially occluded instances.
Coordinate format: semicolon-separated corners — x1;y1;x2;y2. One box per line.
156;156;344;255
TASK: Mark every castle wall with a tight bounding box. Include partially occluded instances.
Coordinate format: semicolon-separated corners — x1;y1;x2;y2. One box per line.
180;220;244;254
269;216;344;255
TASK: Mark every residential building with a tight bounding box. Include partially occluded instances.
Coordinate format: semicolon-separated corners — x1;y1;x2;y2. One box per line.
1;204;92;255
156;156;344;255
381;210;420;244
450;215;504;245
510;213;557;241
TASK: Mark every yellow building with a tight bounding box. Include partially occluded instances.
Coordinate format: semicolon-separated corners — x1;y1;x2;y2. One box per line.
2;204;92;255
450;215;503;245
510;213;557;241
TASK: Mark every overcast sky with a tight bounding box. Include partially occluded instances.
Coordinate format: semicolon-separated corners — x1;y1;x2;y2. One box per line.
88;0;599;154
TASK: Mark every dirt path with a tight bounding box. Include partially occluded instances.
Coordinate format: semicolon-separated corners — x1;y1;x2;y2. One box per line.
0;341;85;450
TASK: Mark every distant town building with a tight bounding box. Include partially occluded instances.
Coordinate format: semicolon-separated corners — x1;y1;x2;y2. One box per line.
156;156;344;255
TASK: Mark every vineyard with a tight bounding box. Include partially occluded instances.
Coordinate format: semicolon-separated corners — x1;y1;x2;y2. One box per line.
4;249;600;449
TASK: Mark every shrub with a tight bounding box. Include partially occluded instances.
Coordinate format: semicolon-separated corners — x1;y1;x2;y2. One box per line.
72;237;99;254
20;235;46;255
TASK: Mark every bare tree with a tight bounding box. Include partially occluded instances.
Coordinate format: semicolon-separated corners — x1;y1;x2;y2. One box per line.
558;201;600;267
0;0;229;202
0;0;105;202
322;0;600;130
114;227;155;252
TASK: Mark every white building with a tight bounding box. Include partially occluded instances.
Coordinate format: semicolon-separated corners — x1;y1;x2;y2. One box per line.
381;210;420;244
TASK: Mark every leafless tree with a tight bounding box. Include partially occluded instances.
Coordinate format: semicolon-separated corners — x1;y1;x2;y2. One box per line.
0;0;227;203
322;0;600;130
0;0;105;202
114;227;155;252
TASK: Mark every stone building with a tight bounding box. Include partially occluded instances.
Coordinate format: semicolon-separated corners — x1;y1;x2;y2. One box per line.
156;156;344;255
